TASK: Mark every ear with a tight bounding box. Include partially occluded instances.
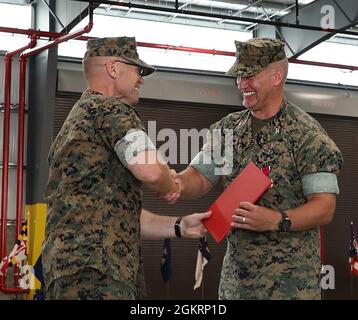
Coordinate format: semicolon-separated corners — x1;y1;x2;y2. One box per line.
272;67;284;87
105;60;117;79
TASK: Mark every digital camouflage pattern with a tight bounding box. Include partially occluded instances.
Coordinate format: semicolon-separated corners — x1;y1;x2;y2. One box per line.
226;38;286;78
42;89;147;299
46;267;136;300
211;99;343;299
84;36;155;76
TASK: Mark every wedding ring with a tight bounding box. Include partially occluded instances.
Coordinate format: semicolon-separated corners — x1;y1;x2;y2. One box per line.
242;217;246;223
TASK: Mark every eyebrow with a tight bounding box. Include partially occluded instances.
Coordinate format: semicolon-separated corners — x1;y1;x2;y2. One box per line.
114;60;144;76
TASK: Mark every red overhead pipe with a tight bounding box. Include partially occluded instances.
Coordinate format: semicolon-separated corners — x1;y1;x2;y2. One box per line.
136;42;358;71
16;17;93;239
0;6;93;295
289;58;358;71
0;26;62;40
0;34;37;294
20;23;92;58
1;25;358;71
136;41;235;57
139;42;358;71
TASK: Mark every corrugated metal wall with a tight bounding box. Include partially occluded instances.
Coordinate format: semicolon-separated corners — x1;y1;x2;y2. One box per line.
315;114;358;300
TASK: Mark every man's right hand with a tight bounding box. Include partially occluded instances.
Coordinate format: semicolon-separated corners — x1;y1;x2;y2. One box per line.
160;169;182;204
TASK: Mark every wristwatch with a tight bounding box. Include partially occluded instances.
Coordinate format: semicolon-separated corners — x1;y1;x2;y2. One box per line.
278;209;291;233
174;217;182;238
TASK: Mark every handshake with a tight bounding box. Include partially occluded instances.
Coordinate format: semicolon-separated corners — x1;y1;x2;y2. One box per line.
159;169;182;204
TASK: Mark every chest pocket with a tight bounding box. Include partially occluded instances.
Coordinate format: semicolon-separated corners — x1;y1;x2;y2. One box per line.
256;138;300;190
256;139;290;166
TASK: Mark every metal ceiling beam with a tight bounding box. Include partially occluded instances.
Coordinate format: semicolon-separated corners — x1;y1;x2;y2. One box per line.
97;0;295;18
53;0;98;33
70;0;358;37
0;0;30;4
60;2;99;33
245;3;297;31
255;0;358;58
145;0;298;11
42;0;65;29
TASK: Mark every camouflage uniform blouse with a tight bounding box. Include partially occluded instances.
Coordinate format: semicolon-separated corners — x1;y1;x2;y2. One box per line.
42;89;147;298
192;99;343;299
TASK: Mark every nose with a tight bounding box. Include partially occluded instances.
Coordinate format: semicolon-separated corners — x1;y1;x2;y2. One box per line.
139;76;144;85
238;77;249;90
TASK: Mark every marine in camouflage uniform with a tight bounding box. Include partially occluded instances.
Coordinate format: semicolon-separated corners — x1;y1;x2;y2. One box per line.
189;38;343;299
42;37;156;299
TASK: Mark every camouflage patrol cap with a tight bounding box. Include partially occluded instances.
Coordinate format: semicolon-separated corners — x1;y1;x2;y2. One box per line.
226;38;286;78
84;36;155;76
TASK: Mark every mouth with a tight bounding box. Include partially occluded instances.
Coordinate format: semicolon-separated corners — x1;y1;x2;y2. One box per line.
135;86;140;91
242;91;256;97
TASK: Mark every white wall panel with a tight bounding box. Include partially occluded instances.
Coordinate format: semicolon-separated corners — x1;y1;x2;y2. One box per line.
0;55;21;105
286;83;358;118
0;112;28;165
0;168;26;220
57;61;358;118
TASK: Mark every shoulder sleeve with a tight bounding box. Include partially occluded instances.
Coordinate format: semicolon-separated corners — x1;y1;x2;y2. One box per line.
190;115;234;184
293;125;343;195
96;100;156;166
115;130;156;167
294;127;343;176
190;151;220;184
301;172;340;196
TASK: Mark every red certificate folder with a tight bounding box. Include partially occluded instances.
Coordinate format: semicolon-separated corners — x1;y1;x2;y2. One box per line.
204;162;272;243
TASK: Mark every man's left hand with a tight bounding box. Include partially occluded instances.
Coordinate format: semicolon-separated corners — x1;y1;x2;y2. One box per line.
232;202;281;232
181;211;212;238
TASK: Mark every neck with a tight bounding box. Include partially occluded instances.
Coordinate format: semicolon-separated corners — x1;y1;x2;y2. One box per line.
87;83;134;106
251;92;284;120
87;85;114;97
87;76;116;97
